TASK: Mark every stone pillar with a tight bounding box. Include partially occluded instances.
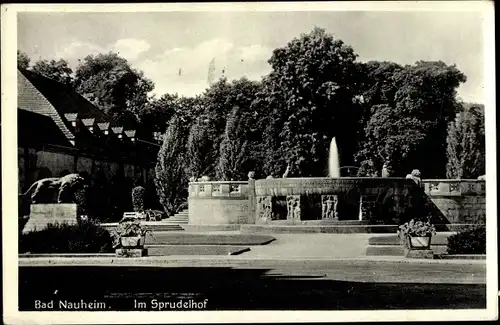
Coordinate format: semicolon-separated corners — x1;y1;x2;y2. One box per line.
256;196;273;224
321;195;339;221
358;195;366;221
248;179;256;224
286;195;301;223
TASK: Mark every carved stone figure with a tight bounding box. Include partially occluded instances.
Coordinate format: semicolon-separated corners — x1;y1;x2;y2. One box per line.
19;173;85;204
266;175;274;179
248;171;255;180
322;195;338;220
189;176;197;182
257;196;273;221
405;169;422;187
282;164;291;178
381;163;390;178
286;195;301;221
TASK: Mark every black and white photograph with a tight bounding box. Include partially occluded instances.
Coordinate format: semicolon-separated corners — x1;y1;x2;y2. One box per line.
2;2;497;323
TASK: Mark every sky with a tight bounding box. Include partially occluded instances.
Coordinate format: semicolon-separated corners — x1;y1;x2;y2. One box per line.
17;10;486;103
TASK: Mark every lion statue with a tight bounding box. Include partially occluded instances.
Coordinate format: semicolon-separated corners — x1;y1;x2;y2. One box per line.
405;169;422;187
19;173;86;204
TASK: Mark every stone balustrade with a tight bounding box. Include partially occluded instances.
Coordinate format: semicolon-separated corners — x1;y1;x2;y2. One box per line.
188;181;252;225
422;179;486;224
423;179;486;196
189;181;249;198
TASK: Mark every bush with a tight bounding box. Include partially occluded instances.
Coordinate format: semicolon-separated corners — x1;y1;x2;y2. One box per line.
176;201;188;213
132;186;146;212
447;225;486;255
19;219;113;254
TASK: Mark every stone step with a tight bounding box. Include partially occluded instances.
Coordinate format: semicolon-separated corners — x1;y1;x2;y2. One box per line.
144;245;250;256
146;232;275;246
101;223;184;233
241;224;399;234
368;233;452;246
365;245;448;256
167;218;189;223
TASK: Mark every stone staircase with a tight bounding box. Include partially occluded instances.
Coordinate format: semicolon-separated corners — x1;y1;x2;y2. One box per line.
161;209;189;225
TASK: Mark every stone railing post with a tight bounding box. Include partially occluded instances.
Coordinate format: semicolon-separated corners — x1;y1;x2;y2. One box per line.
248;178;256;224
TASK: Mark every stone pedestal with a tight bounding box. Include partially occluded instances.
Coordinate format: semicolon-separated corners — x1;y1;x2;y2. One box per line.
115;248;148;257
22;204;77;234
404;249;434;259
321;195;338;221
286;195;301;224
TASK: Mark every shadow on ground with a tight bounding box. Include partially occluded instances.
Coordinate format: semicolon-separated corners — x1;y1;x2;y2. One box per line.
19;266;485;310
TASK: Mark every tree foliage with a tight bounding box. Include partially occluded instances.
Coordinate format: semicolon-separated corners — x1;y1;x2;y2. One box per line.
215;106;249;181
356;61;467;177
17;50;30;69
74;52;154;120
32;58;74;86
185;116;218;180
19;27;482;186
446;104;485;179
260;27;361;177
154;117;188;215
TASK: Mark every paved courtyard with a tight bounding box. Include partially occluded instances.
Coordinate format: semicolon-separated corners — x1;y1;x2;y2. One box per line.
242;233;382;258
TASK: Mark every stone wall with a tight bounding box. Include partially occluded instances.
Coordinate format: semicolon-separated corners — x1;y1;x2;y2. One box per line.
422;179;486;224
18;146;157;222
188;181;253;225
187;178;487;226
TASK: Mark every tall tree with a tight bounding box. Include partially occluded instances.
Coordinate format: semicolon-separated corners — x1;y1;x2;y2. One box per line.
32;58;74;86
195;77;262;175
215;106;249;181
261;27;361;177
154;117;188;215
17;50;30;69
74;52;154;121
185;116;218;180
356;61;466;177
446;104;485;179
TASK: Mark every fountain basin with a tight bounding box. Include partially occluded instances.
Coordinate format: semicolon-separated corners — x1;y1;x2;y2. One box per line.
254;177;415;196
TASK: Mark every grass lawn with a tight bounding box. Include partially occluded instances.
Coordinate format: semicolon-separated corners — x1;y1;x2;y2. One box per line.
146;245;250;256
146;233;275;245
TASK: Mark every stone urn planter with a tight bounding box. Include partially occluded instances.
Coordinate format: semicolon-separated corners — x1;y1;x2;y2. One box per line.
398;219;436;259
111;218;150;257
408;235;432;250
120;235;146;248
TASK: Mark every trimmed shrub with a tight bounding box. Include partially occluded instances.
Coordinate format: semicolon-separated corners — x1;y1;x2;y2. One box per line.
132;186;146;212
447;225;486;255
19;219;113;254
176;201;188;213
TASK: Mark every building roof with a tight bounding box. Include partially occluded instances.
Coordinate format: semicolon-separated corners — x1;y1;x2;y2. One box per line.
18;108;71;147
18;69;75;141
17;68;159;161
19;69;109;123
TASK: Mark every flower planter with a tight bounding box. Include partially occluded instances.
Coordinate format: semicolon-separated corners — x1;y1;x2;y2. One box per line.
120;235;145;248
408;235;432;250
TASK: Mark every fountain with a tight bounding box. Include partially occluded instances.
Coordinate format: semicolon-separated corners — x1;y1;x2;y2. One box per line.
328;137;341;178
252;134;418;226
